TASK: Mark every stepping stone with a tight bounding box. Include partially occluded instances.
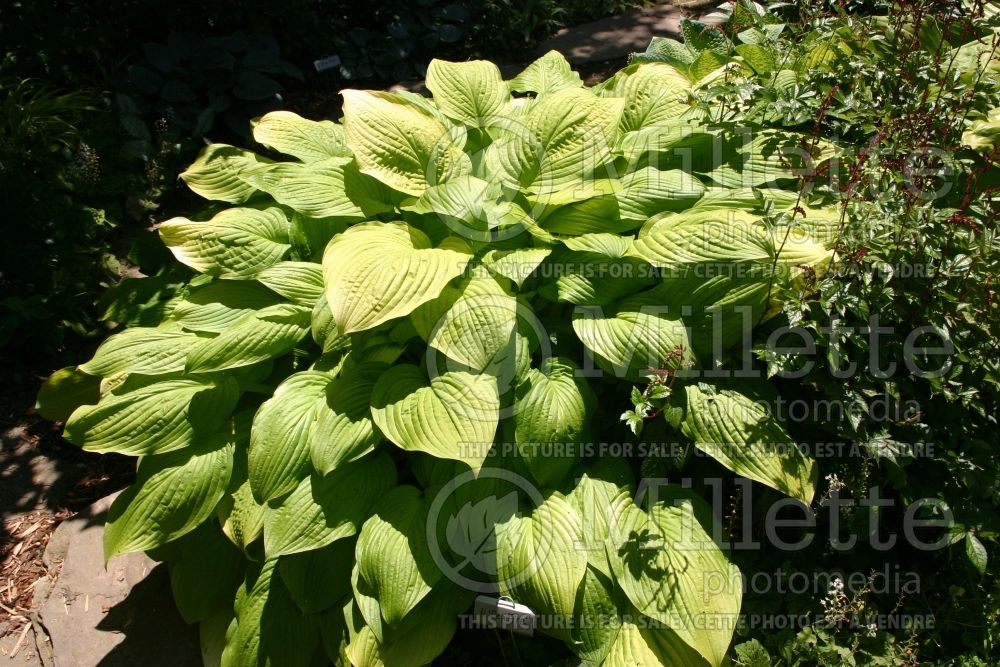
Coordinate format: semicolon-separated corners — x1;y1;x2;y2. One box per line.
535;1;723;64
35;493;201;667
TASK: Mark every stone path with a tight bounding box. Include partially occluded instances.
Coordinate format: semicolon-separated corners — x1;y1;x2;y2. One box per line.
10;493;200;667
534;0;722;64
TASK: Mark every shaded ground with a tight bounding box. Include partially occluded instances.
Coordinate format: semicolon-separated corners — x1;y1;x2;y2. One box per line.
0;382;135;663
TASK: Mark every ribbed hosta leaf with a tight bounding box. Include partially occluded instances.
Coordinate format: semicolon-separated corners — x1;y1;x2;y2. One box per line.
180;144;269;203
496;492;587;642
607;498;741;667
104;435;234;558
79;328;203;377
370;365;499;469
538;234;655;306
572;290;695;380
425;59;509;126
486;88;624;193
356;486;441;628
160;206;290;278
278;539;354;614
341;89;471;195
682;382;817;502
221;559;319;667
251;110;351;162
565;458;634;577
186;303;310;372
345;583;471;667
602;62;692;132
512;358;594;486
631;208;830;276
256;261;324;306
508;50;583;95
310;362;382;475
264;452;397;557
64;376;240;455
240;159;393;220
249;370;331;503
603;617;711;667
616;167;705;225
171;280;283;333
322;222;472;334
412;272;518;373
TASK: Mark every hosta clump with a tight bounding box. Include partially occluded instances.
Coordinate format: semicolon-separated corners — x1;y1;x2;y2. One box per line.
42;49;839;666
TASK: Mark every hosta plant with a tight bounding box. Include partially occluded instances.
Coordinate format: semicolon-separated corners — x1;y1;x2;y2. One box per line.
41;46;840;666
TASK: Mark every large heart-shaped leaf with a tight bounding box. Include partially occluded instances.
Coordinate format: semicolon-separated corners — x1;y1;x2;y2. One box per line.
370;365;499;469
425;59;509;126
496;492;587;641
512;357;595;486
186;303;311;372
355;486;441;628
249;370;332;503
322;222;472;334
160;206;290;278
105;435;234;559
341;89;471;195
682;382;818;502
251;110;351;162
607;497;741;667
264;452;397;557
64;376;240;455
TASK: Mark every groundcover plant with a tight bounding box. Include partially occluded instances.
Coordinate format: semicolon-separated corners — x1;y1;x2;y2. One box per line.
39;22;851;667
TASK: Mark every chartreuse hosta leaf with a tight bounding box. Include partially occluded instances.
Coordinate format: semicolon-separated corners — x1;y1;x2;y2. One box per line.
487;87;624;193
310;362;382;475
683;382;818;502
166;525;243;624
411;270;518;373
278;538;354;614
341;89;471;195
64;375;240;455
264;452;397;557
631;207;830;277
322;222;473;335
356;486;441;628
425;59;510;126
256;261;324;306
370;365;499;469
496;492;587;641
249;370;331;503
179;143;271;203
607;496;741;667
538;233;655;306
566;458;635;578
240;158;397;220
508;50;583;95
186;303;311;373
251;110;351;162
105;434;234;559
603;616;711;667
573;565;709;667
170;280;283;333
345;582;472;667
512;357;595;486
159;206;291;278
601;62;692;132
78;327;204;377
572;289;695;380
222;559;319;667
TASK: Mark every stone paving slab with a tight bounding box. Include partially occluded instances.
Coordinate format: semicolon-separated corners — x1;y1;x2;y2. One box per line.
535;1;722;64
34;494;200;667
